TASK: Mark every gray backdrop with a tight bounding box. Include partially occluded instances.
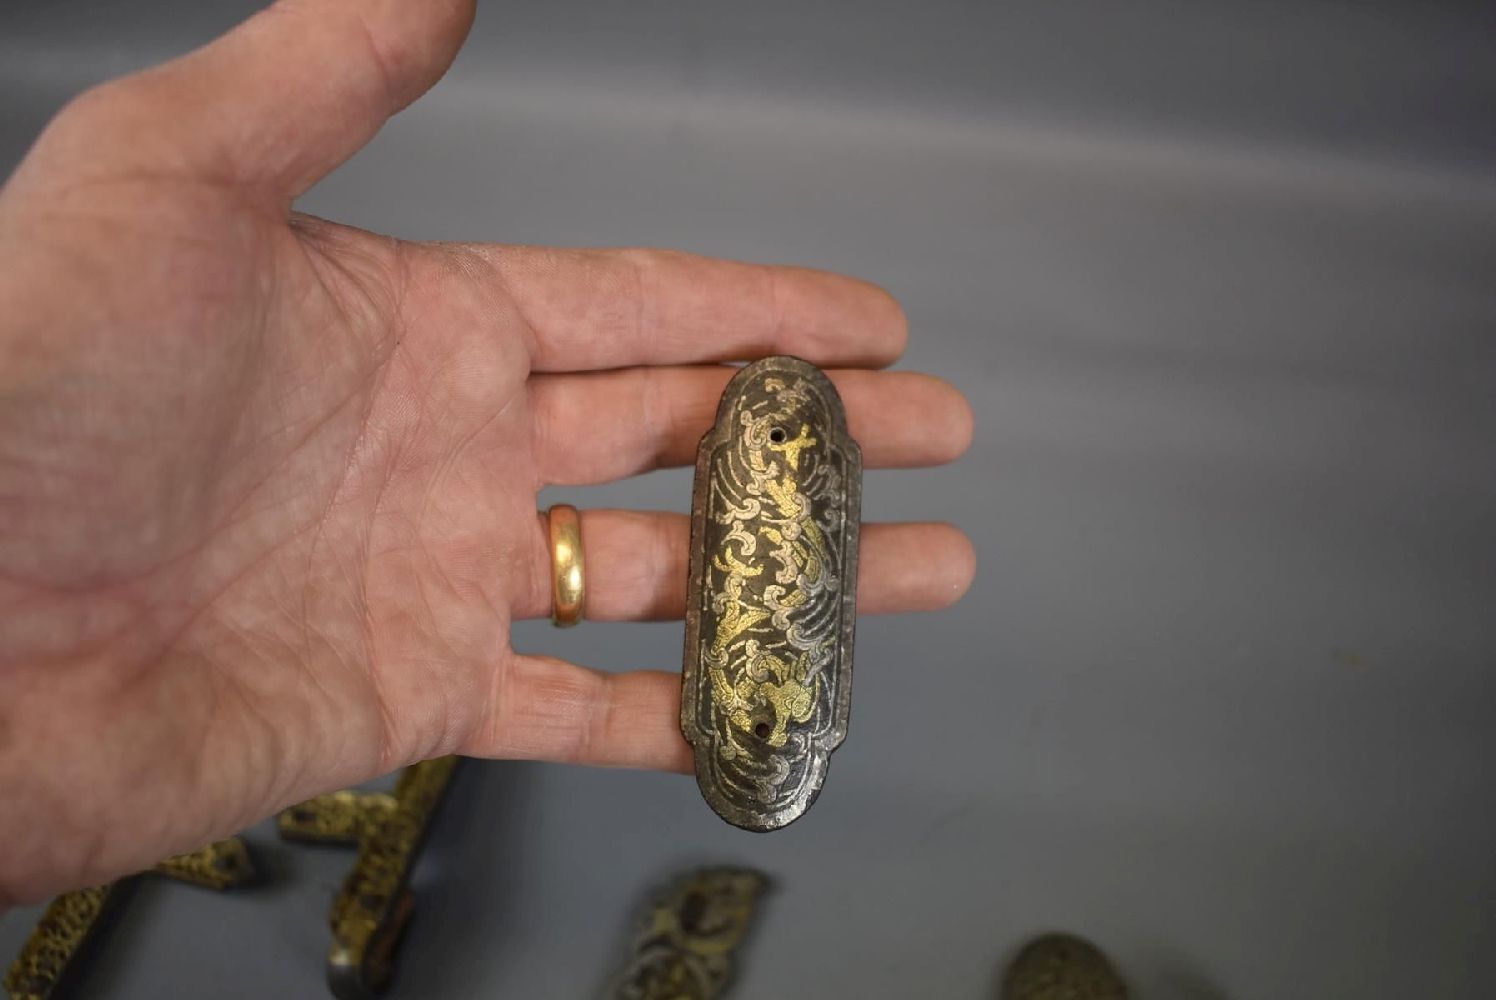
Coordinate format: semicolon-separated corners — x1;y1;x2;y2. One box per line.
3;1;1495;997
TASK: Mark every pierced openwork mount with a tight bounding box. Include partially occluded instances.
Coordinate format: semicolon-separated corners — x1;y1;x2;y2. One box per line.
609;867;769;1000
4;838;259;1000
277;756;460;1000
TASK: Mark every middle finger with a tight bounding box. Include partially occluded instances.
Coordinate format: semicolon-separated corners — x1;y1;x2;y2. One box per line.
529;365;973;487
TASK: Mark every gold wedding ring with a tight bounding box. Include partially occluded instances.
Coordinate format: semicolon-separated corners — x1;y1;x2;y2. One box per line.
546;504;585;627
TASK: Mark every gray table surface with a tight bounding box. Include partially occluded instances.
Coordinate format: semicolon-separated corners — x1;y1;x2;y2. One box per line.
3;2;1495;997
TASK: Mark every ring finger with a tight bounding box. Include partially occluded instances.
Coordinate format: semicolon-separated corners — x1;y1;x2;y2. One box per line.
519;510;975;621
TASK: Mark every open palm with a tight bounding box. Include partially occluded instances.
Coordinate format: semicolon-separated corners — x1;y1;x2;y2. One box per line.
0;0;973;907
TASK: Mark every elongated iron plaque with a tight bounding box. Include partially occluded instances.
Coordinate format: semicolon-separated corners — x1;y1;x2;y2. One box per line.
683;355;861;831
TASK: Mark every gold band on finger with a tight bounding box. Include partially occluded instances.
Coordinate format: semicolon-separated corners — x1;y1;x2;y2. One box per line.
547;504;585;627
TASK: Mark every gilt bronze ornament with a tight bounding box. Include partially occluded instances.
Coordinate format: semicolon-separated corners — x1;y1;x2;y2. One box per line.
4;838;258;1000
682;356;861;831
278;756;460;1000
610;867;768;1000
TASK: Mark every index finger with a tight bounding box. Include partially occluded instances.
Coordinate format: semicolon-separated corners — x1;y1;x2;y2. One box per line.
450;245;908;372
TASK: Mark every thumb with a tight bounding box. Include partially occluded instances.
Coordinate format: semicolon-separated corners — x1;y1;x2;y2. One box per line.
34;0;475;202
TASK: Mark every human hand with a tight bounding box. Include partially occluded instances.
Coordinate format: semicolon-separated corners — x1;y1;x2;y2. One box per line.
0;0;973;906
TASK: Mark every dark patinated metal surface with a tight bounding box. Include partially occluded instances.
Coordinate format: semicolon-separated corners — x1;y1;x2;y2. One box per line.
682;355;862;831
609;867;768;1000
